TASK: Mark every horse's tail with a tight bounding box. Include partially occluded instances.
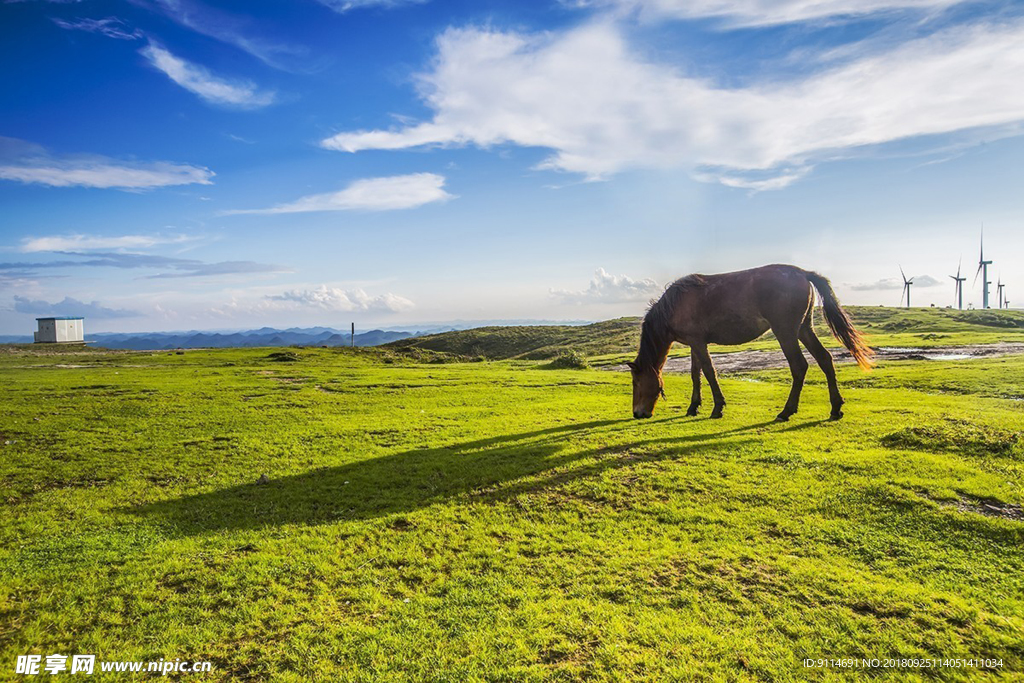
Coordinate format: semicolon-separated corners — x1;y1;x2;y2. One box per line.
805;270;875;371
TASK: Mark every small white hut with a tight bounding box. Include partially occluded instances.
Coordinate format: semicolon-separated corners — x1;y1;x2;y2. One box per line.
34;317;85;344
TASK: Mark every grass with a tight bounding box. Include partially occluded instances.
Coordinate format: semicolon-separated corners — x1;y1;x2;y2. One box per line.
1;345;1023;681
386;306;1024;363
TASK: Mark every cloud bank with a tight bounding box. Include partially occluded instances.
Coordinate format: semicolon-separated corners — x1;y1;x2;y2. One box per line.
13;295;141;319
267;285;414;313
551;268;662;304
1;250;288;280
225;173;453;214
322;20;1024;187
0;137;213;190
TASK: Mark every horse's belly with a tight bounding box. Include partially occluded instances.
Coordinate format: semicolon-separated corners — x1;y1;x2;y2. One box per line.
707;317;770;346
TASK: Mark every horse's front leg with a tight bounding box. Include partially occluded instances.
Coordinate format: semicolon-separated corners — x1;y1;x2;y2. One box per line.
692;343;725;418
687;347;702;416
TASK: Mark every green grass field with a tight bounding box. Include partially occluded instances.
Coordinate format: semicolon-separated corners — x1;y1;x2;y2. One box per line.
1;343;1023;681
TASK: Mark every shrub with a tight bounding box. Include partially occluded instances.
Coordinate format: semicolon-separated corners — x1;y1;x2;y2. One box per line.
545;349;590;369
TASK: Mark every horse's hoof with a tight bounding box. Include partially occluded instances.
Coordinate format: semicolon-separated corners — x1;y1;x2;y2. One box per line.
830;410;844;421
774;413;790;422
686;408;699;417
710;411;723;419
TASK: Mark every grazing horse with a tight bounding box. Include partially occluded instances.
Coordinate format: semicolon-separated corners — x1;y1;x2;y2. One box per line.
628;264;873;421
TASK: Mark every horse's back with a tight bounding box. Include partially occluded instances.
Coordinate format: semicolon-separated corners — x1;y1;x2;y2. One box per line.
688;265;812;344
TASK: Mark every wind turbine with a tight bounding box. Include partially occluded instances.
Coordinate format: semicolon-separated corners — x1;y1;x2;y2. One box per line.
949;257;966;310
975;227;993;308
900;265;914;308
997;279;1005;309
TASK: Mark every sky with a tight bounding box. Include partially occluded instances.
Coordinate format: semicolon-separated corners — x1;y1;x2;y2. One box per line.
1;0;1023;335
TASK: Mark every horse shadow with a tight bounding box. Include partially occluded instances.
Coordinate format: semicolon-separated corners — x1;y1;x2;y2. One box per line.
127;417;809;536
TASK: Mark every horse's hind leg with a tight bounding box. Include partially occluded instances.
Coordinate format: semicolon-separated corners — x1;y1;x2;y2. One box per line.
800;323;844;420
692;343;725;418
687;347;702;416
773;328;808;422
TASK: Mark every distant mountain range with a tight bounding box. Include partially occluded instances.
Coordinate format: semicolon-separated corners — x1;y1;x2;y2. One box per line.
0;326;416;350
0;319;595;351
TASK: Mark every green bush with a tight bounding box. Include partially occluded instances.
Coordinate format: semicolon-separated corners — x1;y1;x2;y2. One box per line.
545;349;590;369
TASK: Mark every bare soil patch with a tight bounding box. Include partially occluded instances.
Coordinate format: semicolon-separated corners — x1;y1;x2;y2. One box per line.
605;342;1024;374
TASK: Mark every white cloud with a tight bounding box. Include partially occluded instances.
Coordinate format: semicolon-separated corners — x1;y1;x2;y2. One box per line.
138;0;306;70
850;274;942;290
224;173;454;214
315;0;428;11
581;0;966;27
551;268;662;304
0;136;213;190
322;20;1024;188
52;17;142;40
13;295;141;319
267;285;414;313
20;233;194;253
140;42;275;108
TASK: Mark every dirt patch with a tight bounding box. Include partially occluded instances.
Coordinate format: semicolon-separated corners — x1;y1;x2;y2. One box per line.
603;342;1024;375
916;489;1024;522
948;495;1024;522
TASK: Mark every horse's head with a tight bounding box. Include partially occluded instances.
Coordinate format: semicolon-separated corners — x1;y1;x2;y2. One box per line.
627;361;665;419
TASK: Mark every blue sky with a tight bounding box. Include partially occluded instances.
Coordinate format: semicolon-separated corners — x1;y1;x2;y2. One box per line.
2;0;1023;334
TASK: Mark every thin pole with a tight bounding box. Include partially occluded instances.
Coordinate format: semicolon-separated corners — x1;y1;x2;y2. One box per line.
351;322;355;347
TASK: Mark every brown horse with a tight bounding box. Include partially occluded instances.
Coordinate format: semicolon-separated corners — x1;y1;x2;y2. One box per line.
628;264;873;421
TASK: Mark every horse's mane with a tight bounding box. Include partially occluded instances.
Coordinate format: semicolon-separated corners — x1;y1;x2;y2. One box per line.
635;274;706;371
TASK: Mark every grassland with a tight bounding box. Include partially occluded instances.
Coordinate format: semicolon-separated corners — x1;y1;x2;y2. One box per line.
1;340;1022;681
387;306;1024;362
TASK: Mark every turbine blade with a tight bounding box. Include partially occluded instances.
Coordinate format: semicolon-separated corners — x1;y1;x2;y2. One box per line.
899;264;907;283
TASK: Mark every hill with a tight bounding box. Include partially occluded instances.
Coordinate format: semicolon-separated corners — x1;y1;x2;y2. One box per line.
385;306;1024;361
384;318;641;360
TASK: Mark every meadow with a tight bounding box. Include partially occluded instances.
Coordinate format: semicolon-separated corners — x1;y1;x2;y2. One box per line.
1;324;1023;681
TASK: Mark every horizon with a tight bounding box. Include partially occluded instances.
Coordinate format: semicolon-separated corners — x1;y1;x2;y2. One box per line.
4;304;1018;340
3;0;1023;335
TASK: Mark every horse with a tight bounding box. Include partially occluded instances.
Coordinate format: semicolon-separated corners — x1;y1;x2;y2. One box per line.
628;264;873;421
